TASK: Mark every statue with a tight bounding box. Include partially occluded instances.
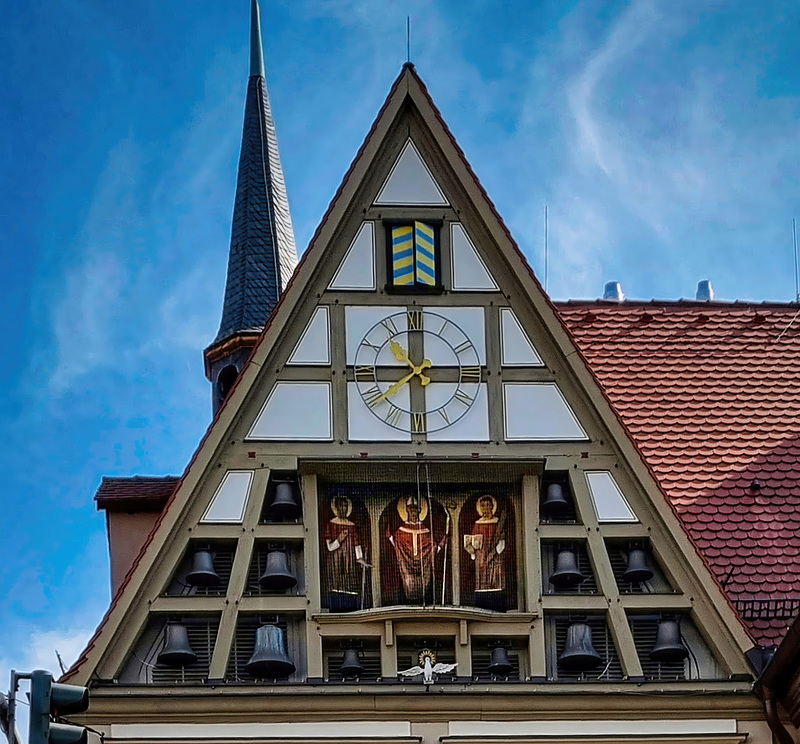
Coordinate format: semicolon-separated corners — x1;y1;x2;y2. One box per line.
462;494;508;609
323;495;369;611
387;496;447;604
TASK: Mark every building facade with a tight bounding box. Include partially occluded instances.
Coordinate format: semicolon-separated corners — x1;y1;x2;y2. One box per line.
66;4;800;744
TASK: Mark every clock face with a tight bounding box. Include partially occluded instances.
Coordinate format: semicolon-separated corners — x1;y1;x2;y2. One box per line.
354;310;481;433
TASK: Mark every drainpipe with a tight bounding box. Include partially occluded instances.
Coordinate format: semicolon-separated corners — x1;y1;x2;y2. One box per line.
761;685;796;744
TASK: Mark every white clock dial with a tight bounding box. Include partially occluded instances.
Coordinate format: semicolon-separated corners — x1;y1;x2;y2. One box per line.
353;309;481;434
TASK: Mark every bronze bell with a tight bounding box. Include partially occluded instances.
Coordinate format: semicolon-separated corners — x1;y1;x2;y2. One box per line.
245;625;296;678
488;646;513;677
541;483;570;518
650;619;688;663
157;623;197;667
185;548;221;588
549;549;586;588
269;482;301;520
258;550;297;591
558;622;603;671
339;649;364;679
622;548;654;584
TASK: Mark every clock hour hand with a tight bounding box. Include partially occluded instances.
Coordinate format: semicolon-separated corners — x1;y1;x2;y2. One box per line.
390;339;412;368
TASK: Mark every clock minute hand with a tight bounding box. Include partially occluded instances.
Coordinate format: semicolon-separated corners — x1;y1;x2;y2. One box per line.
376;371;416;403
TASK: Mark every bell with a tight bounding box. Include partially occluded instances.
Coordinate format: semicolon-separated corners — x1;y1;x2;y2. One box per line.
245;625;296;678
488;646;513;677
339;649;364;679
549;549;586;588
258;550;297;591
269;482;301;520
622;548;654;584
157;623;197;667
650;619;688;663
185;548;221;588
541;483;570;518
558;623;603;671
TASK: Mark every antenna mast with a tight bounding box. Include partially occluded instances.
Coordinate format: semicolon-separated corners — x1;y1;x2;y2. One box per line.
793;218;799;303
544;205;549;294
406;17;411;63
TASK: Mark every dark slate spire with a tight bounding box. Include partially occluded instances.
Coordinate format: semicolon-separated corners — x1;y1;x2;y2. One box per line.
215;0;298;343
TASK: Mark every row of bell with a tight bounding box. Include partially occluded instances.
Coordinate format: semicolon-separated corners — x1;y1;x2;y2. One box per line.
158;623;297;678
159;620;687;676
184;548;297;591
549;548;654;588
558;619;688;671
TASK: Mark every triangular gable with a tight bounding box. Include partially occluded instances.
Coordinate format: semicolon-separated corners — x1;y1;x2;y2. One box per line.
65;65;754;687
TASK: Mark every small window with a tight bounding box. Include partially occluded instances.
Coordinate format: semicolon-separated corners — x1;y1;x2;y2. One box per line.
385;220;442;291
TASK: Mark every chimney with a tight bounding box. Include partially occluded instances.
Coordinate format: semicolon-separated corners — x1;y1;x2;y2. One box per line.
696;280;714;301
602;281;624;302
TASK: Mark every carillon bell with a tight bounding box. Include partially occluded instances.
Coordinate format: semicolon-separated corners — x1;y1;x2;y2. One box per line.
650;619;688;663
245;625;296;678
541;483;570;518
258;550;297;591
157;623;197;667
185;548;221;588
622;548;654;584
549;549;586;588
488;647;513;677
339;649;364;679
558;622;603;671
269;482;301;520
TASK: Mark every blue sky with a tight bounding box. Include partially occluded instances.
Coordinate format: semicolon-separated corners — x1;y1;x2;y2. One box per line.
2;0;799;693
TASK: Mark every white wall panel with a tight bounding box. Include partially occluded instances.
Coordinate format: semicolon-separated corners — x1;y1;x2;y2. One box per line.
500;308;543;366
586;470;638;522
248;382;332;440
375;139;448;205
423;306;486;365
425;383;489;441
451;223;497;291
347;382;411;441
503;383;587;440
201;471;253;523
287;307;330;365
345;306;406;365
329;222;376;290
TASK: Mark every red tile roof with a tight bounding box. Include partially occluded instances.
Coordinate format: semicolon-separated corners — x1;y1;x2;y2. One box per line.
558;299;800;644
95;476;179;510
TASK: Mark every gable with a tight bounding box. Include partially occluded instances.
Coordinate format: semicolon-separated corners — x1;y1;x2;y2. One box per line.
65;66;754;698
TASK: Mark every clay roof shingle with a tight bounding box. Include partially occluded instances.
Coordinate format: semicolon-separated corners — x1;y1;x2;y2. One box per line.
558;299;800;644
95;476;179;511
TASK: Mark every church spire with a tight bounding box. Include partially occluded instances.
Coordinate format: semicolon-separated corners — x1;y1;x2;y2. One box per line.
205;0;298;413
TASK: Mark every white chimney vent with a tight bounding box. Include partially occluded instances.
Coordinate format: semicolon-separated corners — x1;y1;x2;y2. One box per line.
696;280;714;301
603;281;624;302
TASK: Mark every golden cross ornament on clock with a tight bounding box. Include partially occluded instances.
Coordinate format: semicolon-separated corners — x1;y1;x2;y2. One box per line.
354;310;481;433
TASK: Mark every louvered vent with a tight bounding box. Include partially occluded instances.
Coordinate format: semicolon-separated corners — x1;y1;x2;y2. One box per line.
245;543;304;596
607;542;672;594
540;477;578;523
630;616;688;680
471;638;526;681
226;615;304;683
542;543;598;594
397;638;456;680
139;616;219;684
164;543;235;597
547;616;622;681
323;640;382;682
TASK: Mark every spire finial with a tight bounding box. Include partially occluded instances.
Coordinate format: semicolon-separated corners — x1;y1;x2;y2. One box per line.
250;0;266;78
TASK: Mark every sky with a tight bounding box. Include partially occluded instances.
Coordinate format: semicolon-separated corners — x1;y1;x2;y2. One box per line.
2;0;800;704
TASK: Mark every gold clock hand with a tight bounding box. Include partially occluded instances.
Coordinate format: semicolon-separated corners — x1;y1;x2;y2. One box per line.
375;371;416;403
389;339;412;367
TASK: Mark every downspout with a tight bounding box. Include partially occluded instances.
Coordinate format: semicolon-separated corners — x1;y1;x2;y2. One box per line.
761;685;796;744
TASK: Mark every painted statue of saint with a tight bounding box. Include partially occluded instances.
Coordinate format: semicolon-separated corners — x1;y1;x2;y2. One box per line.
388;496;446;604
324;495;368;610
463;495;507;598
